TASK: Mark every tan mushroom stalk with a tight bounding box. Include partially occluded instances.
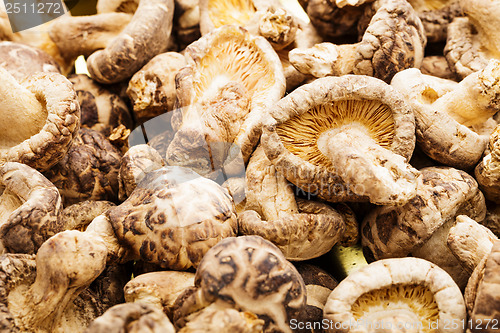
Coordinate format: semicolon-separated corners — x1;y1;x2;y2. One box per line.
50;0;175;84
239;146;347;260
166;25;285;172
173;236;306;332
0;162;64;255
447;215;498;275
391;61;500;169
262;75;419;205
362;166;486;289
324;257;466;333
0;230;108;332
445;0;500;78
289;0;426;82
0;69;79;171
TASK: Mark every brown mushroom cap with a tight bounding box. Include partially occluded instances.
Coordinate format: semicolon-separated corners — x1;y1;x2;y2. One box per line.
420;55;457;80
324;257;466;333
361;166;486;288
475;125;500;203
290;0;426;83
107;166;237;269
0;230;107;332
69;74;132;137
167;25;285;170
262;75;418;205
412;0;461;43
60;200;116;231
0;162;63;255
44;128;122;206
0;41;60;81
173;235;306;332
0;70;80;171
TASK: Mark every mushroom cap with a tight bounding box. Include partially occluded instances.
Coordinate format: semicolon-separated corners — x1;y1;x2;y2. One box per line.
126;52;187;121
415;0;461;43
108;166;238;269
60;200;116;231
173;235;306;332
323;257;466;333
86;0;175;84
44;128;122;206
261;75;416;203
420;55;457;80
0;162;64;254
84;302;175;333
169;24;285;166
0;72;80;172
475;125;500;203
0;41;60;81
69;74;132;137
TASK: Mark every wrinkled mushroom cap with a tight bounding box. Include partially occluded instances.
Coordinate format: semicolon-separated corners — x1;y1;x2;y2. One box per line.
324;257;466;333
174;235;306;332
108;166;237;269
0;162;63;254
262;75;416;204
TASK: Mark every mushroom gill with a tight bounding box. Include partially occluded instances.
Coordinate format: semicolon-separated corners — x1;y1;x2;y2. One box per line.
208;0;256;28
351;284;439;332
276;99;395;170
194;37;275;104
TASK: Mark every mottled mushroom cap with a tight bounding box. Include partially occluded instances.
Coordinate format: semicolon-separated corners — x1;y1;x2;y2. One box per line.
173;235;306;332
0;41;60;81
324;257;466;333
262;75;416;203
0;72;80;172
108;166;237;270
412;0;461;43
0;162;64;254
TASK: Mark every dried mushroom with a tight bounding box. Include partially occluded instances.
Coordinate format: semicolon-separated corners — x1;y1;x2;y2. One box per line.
410;0;462;43
475;125;500;203
362;166;486;288
391;60;500;169
50;0;175;84
172;0;201;50
0;162;63;254
60;200;116;231
420;55;457;80
0;41;60;81
445;0;500;79
0;68;79;171
173;235;306;332
262;75;419;205
239;145;347;260
324;257;466;333
69;74;132;138
0;230;108;332
468;240;500;331
89;166;237;269
447;215;498;275
127;52;187;121
167;25;285;174
290;0;426;83
44;128;122;206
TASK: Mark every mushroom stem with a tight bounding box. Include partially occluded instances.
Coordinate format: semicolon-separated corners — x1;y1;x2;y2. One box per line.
317;125;418;205
289;42;357;78
0;68;45;148
432;60;500;126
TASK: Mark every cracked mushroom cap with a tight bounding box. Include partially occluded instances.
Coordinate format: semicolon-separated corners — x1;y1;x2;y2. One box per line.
391;62;500;169
0;69;80;171
0;162;64;255
444;0;500;79
44;128;122;206
239;145;347;260
361;166;486;289
324;257;466;333
467;240;500;331
50;0;175;84
173;235;306;332
167;25;285;170
126;52;187;121
0;230;108;332
261;75;418;205
0;41;60;81
69;74;132;137
106;166;237;269
290;0;426;83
